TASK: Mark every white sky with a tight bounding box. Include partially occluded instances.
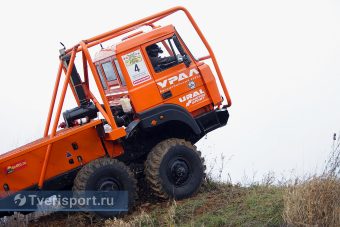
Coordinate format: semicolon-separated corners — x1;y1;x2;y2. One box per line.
0;0;339;183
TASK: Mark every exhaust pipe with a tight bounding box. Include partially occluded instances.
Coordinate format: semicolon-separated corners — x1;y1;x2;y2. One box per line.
60;53;89;107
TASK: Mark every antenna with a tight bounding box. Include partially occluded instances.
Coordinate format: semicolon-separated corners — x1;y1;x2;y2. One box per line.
60;42;66;50
59;42;66;56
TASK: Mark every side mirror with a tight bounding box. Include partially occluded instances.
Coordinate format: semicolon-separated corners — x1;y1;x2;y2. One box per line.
173;35;191;67
176;54;184;63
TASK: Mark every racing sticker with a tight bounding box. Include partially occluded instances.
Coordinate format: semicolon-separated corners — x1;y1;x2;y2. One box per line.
4;160;27;174
122;50;151;86
179;89;206;107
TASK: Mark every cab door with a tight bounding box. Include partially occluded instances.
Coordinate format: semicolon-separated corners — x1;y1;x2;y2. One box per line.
142;34;212;113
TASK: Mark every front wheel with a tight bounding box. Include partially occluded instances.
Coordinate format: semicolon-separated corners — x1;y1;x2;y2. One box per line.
145;138;205;200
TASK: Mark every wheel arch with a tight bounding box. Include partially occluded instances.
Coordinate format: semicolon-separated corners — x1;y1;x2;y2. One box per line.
137;104;202;141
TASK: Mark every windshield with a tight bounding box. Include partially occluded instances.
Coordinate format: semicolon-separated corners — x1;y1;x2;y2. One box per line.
102;62;117;81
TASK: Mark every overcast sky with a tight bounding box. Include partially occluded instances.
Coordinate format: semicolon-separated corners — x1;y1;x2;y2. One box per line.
0;0;339;183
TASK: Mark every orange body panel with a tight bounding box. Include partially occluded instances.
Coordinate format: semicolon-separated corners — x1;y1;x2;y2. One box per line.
198;64;223;106
165;86;211;112
116;47;163;113
0;120;123;197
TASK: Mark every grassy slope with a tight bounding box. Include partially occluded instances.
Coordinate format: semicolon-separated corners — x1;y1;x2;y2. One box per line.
140;184;284;226
29;183;285;227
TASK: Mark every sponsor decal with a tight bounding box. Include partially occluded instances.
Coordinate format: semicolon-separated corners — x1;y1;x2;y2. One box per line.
157;68;200;90
188;80;196;89
5;160;27;174
179;89;206;107
122;50;151;86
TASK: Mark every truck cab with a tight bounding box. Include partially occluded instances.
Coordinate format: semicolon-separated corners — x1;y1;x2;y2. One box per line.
93;25;224;119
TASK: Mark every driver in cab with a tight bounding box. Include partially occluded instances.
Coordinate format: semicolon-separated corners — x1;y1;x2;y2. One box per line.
146;44;178;72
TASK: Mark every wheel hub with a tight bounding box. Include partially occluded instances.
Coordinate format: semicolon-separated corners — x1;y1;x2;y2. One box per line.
98;178;120;191
169;159;190;186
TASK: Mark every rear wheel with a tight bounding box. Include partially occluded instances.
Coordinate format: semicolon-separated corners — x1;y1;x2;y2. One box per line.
145;138;205;199
73;158;137;217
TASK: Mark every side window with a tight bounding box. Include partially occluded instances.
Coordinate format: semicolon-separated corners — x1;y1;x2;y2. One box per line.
96;65;108;90
114;59;126;86
146;36;190;73
102;62;117;81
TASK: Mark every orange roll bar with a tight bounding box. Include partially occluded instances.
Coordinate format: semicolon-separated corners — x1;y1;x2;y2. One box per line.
79;41;117;129
39;49;77;188
198;55;211;61
44;61;63;137
64;6;232;107
87;90;111;122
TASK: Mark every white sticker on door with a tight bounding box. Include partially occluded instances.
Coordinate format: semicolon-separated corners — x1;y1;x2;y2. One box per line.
122;50;151;86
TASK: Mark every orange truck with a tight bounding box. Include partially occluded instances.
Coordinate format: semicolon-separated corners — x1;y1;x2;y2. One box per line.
0;6;231;217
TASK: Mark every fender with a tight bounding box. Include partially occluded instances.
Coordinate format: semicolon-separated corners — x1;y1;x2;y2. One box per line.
137;104;201;135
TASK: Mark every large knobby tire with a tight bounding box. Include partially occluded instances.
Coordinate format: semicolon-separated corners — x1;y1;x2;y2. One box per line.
145;138;205;200
73;158;137;218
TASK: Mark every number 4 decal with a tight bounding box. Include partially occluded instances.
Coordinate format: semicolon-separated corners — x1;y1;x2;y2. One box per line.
134;64;140;72
122;49;151;86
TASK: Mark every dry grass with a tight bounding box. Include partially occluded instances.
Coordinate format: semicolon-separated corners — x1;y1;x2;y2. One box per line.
324;133;340;176
283;176;340;226
283;133;340;226
104;211;155;227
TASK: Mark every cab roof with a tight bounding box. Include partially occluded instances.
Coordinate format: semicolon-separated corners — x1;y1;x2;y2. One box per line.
94;25;175;62
93;45;117;62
